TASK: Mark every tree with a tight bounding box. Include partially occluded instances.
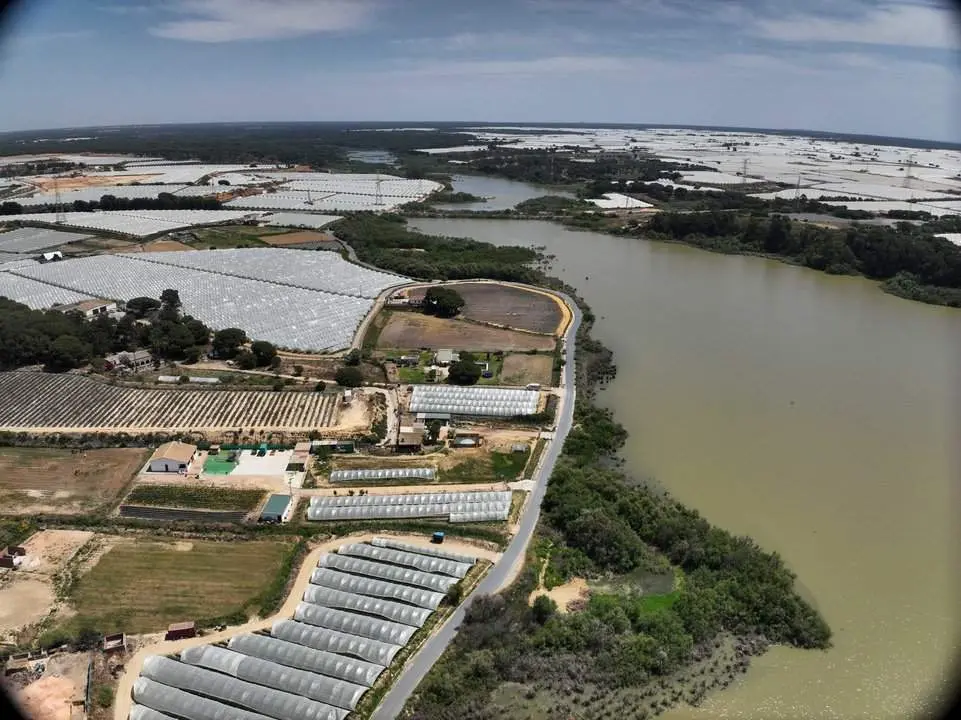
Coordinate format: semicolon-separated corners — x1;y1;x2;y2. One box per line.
183;346;202;364
149;322;194;360
45;335;91;372
160;288;181;309
425;419;442;443
293;364;303;376
212;328;247;358
125;296;161;319
335;366;364;388
447;358;481;386
250;340;277;367
532;594;557;624
182;316;211;346
423;286;466;318
235;349;257;370
344;348;361;366
315;381;327;392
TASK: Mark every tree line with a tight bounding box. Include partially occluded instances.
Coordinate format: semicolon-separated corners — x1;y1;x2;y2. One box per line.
633;211;961;306
0;290;279;372
1;192;222;216
330;213;541;284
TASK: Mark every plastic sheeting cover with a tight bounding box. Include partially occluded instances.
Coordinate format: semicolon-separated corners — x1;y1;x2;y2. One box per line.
132;677;276;720
141;656;343;720
271;619;401;666
129;705;178;720
293;602;417;646
317;553;456;594
337;543;471;578
227;632;384;687
303;582;433;626
371;537;478;565
310;567;444;609
180;645;363;711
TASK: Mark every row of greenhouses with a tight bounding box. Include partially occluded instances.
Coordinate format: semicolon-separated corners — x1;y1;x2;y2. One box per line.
336;542;471;578
7;250;387;351
409;385;540;417
129;540;477;720
327;467;434;482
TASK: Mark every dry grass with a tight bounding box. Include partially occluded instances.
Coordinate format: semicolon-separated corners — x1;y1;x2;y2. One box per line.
136;239;195;252
408;283;565;334
64;539;292;634
501;354;554;386
0;447;149;515
30;175;160;191
261;231;338;247
377;313;555;352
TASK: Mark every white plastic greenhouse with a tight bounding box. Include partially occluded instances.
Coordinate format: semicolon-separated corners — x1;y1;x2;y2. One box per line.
129;706;177;720
141;656;344;720
270;619;401;667
309;567;445;610
328;467;434;482
292;602;417;646
227;632;385;687
303;583;435;625
370;536;478;565
0;272;94;309
132;678;276;720
316;554;458;595
336;543;471;578
409;385;540;417
180;645;364;711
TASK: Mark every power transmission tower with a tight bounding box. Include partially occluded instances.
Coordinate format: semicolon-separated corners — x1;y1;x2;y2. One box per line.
375;174;384;208
902;153;916;189
793;173;802;212
741;157;749;185
53;176;66;224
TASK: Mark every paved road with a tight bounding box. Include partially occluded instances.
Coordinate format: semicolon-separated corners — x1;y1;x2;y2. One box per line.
371;290;581;719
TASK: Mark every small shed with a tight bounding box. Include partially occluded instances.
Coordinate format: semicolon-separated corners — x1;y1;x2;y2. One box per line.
148;441;197;473
260;494;293;523
395;431;424;453
102;633;126;653
6;545;26;557
511;443;529;454
0;556;15;569
164;622;196;641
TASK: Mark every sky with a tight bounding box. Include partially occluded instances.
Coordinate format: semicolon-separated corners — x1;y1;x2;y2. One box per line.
0;0;958;141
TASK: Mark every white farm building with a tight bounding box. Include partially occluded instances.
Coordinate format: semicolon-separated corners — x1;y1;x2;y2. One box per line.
147;441;197;473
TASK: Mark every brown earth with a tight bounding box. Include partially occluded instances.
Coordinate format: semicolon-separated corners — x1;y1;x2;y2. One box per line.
136;239;195;252
408;282;566;335
500;353;554;386
0;447;149;515
260;230;337;247
378;313;555;352
16;676;75;720
29;175;161;191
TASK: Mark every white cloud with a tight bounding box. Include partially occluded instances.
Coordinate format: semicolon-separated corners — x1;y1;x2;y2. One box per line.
150;0;375;42
389;55;631;78
754;2;960;50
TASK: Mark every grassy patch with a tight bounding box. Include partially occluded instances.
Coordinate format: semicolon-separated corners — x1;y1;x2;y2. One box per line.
362;308;393;351
124;484;266;511
53;538;293;634
523;439;547;479
491;450;529;480
186;225;289;250
398;366;427;383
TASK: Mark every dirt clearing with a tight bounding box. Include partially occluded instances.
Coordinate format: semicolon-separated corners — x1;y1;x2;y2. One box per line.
135;239;195;252
16;676;75;720
529;577;589;613
378;313;555;352
0;447;149;515
408;282;566;334
501;353;554;386
29;175;161;191
0;579;54;635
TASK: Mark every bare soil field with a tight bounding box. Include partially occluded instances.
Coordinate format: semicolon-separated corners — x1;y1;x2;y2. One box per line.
135;239;195;252
378;313;555;352
261;230;337;247
0;579;54;636
0;447;149;515
16;675;75;720
59;538;292;634
275;355;386;384
30;175;160;191
409;282;566;334
501;353;554;386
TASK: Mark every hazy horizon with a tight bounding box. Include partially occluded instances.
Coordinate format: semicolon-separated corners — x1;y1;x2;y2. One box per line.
0;1;958;142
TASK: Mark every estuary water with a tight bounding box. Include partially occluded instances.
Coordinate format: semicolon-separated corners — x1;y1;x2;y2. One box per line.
410;217;961;720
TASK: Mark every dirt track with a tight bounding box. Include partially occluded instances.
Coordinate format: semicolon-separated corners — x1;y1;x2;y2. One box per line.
111;532;501;720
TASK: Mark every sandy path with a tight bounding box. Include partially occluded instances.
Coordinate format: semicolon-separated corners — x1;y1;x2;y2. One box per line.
111;532;500;720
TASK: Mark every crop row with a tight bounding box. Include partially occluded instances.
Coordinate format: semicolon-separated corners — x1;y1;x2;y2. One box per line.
117;505;249;523
0;372;339;431
124;485;267;511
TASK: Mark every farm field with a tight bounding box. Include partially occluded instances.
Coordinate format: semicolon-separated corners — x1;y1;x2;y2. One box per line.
0;447;149;515
377;313;556;352
259;230;338;247
408;282;566;334
186;224;291;250
0;372;340;432
123;484;266;511
500;353;554;386
57;538;293;634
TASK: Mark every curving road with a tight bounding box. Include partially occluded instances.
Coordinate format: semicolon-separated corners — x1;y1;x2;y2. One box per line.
371;290;581;719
